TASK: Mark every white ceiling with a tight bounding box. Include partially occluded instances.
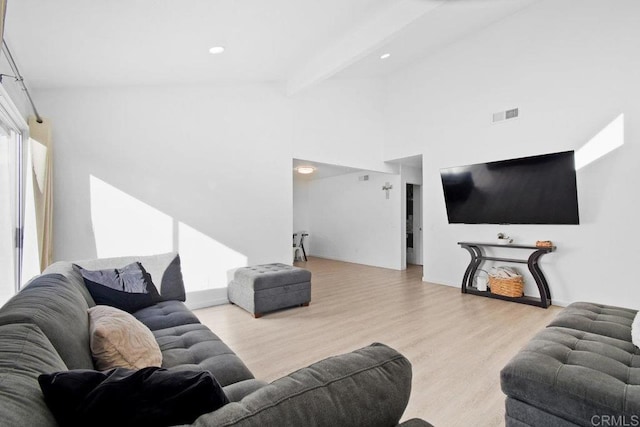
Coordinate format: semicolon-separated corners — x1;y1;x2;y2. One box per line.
388;155;422;169
335;0;539;79
4;0;539;92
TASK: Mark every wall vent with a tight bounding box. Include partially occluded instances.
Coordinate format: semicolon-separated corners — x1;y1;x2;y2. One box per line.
492;107;519;124
506;108;519;119
359;175;369;181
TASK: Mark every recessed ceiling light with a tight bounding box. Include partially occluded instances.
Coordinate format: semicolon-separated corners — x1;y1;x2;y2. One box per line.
380;53;391;60
296;166;315;175
209;46;225;55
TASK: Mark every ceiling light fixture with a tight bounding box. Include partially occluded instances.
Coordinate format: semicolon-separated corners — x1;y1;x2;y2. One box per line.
296;166;315;175
380;53;391;60
209;46;225;55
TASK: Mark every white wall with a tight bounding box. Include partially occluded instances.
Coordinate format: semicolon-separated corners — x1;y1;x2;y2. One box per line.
385;0;640;307
290;78;405;269
34;77;393;307
292;78;393;173
306;171;401;270
31;0;640;308
36;83;293;307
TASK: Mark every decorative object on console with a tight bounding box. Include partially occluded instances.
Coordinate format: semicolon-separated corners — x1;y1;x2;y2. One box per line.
497;233;513;245
535;240;553;248
488;266;524;298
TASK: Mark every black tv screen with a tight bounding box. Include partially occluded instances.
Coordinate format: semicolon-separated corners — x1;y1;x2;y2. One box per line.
440;151;579;224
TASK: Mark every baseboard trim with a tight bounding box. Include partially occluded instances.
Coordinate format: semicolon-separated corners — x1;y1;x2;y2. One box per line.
422;277;457;288
309;254;402;271
421;277;568;307
185;289;228;310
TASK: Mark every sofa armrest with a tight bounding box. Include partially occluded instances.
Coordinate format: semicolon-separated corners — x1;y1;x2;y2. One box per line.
398;419;434;427
190;343;413;427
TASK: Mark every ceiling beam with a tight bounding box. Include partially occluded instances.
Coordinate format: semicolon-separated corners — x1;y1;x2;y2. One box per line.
285;0;446;96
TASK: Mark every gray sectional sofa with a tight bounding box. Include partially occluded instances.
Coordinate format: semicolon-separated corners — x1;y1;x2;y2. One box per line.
501;302;640;426
0;252;430;426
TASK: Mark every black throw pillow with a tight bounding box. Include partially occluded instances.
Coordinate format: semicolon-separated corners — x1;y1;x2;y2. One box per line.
39;367;229;427
74;262;161;313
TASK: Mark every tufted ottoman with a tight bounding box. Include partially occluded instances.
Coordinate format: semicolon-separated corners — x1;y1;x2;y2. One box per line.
501;302;640;426
228;263;311;318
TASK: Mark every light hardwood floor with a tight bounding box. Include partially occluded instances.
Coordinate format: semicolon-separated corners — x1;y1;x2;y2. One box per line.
194;257;561;426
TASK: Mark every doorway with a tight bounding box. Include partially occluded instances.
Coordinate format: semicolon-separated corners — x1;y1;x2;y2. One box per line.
406;184;422;265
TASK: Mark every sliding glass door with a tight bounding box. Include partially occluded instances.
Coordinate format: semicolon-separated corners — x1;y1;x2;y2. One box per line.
0;123;21;305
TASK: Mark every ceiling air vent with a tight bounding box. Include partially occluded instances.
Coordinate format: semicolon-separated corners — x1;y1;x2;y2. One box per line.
492;108;519;124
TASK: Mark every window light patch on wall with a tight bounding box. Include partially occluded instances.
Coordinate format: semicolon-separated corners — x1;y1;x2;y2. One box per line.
575;113;624;170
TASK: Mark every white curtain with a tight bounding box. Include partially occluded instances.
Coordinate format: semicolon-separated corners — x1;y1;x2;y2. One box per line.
0;0;6;47
28;116;53;271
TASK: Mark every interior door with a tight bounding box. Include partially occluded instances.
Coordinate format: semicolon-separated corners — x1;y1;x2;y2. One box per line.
412;185;423;266
406;184;415;264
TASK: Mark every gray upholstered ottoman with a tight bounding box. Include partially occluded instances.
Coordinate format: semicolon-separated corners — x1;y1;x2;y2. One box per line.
501;302;640;426
228;263;311;318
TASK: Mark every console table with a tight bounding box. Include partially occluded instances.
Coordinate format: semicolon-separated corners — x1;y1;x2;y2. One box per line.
458;242;555;308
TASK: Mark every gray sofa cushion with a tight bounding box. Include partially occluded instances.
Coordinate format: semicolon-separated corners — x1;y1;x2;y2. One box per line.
0;323;67;427
505;397;581;427
190;343;412;427
501;324;640;425
133;300;200;331
72;252;186;301
547;302;636;342
0;273;94;370
223;379;269;403
228;280;311;316
153;323;255;387
234;264;311;291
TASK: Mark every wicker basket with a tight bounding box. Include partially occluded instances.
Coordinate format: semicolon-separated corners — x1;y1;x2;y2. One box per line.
489;274;524;297
536;240;553;248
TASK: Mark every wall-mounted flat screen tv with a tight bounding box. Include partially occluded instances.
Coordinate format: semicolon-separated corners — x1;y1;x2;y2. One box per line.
440;151;579;224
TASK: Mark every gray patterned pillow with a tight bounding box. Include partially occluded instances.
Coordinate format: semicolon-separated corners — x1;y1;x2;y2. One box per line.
88;305;162;370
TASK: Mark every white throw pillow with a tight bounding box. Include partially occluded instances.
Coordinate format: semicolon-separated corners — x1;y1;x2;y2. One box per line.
88;305;162;370
632;311;640;348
